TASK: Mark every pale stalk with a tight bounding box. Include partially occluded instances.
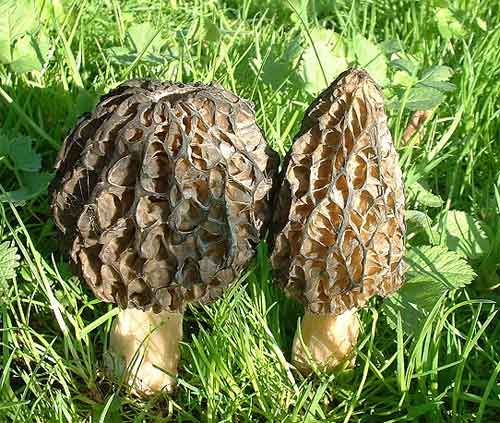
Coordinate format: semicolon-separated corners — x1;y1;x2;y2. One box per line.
105;308;183;395
292;308;360;374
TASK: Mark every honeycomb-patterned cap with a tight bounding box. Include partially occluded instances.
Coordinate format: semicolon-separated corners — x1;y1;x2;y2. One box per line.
50;80;279;312
270;69;406;315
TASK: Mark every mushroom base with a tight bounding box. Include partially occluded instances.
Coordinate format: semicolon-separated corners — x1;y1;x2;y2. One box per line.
105;308;183;395
292;309;360;374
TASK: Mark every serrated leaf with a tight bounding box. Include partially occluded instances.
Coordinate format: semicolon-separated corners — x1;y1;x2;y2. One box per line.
0;241;19;282
390;58;418;75
4;135;41;172
300;29;349;95
0;0;36;63
421;65;453;82
408;182;443;207
10;35;38;72
406;86;445;111
127;22;163;53
10;33;49;73
406;245;475;290
260;59;291;89
406;209;438;244
383;291;426;336
381;39;403;55
393;70;416;87
254;40;301;89
75;88;98;116
107;46;137;65
418;80;456;93
0;171;52;203
0;131;42;172
383;245;475;335
386;96;403;111
444;210;490;259
436;8;466;40
108;23;165;66
351;34;387;86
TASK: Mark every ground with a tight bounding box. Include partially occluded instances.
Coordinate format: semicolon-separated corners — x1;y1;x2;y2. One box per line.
0;0;499;422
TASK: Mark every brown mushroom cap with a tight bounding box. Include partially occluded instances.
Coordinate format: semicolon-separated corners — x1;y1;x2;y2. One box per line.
50;80;278;313
270;69;406;315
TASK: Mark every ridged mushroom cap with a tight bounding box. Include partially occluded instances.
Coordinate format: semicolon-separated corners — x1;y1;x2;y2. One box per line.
270;69;406;315
50;80;279;312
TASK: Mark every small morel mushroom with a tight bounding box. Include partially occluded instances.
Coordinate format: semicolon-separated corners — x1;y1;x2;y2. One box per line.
49;80;278;393
270;69;406;373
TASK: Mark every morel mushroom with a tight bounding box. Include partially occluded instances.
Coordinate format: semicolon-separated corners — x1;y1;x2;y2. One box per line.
49;80;278;393
270;69;406;373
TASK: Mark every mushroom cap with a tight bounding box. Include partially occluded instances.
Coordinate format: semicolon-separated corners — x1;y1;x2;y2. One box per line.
50;80;278;312
270;69;406;315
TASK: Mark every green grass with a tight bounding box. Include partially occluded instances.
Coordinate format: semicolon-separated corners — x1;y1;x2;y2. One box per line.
1;0;499;421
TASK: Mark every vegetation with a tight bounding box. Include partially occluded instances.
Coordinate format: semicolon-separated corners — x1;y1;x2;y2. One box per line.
0;0;499;421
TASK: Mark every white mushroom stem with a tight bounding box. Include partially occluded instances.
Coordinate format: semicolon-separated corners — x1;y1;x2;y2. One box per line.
292;309;360;374
105;308;183;395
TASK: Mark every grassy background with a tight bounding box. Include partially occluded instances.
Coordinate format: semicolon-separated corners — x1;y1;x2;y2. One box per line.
0;0;499;421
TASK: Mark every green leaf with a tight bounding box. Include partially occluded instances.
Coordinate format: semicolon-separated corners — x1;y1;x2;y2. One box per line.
383;289;427;335
0;171;52;203
260;59;291;89
383;246;475;335
405;86;445;111
381;39;403;55
405;245;475;290
421;65;453;82
107;46;136;65
418;80;456;93
390;64;454;111
11;138;41;172
351;34;387;86
436;8;466;40
75;88;98;116
127;22;162;53
254;41;301;89
300;29;349;95
0;134;41;172
35;0;65;23
35;30;50;63
444;210;490;259
407;401;444;419
390;58;419;75
393;70;417;88
406;209;438;244
108;22;165;66
0;241;19;282
408;182;444;207
0;0;36;63
287;0;335;23
287;0;310;23
10;33;48;73
200;20;220;43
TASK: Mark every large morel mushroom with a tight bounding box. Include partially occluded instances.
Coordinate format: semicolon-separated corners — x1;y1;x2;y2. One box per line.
270;69;406;373
50;80;278;393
